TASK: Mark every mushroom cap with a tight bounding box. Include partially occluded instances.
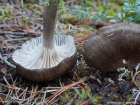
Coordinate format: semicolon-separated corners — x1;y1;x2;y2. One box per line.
83;22;140;72
13;35;77;82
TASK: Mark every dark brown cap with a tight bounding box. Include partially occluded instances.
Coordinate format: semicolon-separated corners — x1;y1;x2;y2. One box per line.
83;22;140;72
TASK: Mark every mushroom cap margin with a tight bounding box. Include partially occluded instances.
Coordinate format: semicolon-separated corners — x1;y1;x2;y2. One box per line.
13;49;77;82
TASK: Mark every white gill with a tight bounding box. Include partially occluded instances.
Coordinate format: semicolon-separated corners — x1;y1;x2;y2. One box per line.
13;35;76;70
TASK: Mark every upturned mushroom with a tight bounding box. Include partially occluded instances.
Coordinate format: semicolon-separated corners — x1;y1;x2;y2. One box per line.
83;22;140;72
12;0;77;82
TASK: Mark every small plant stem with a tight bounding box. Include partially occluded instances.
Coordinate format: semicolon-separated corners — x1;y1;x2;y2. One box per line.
122;4;134;22
121;11;129;22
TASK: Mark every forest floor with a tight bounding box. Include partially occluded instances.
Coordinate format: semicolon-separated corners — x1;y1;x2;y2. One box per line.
0;0;140;105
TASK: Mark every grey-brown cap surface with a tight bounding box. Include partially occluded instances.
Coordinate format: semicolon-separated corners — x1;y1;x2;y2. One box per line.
83;22;140;72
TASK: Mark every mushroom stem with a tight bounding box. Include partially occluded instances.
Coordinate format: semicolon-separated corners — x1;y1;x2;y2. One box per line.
43;0;58;49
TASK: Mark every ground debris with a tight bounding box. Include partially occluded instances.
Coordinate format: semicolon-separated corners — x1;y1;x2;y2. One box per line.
0;0;139;105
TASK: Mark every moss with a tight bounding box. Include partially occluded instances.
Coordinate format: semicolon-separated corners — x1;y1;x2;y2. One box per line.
24;3;43;12
34;10;40;13
24;3;33;9
114;94;119;99
110;0;124;6
126;74;132;81
98;98;104;104
61;14;80;24
28;20;35;26
65;91;72;102
0;5;14;19
0;94;6;100
77;69;83;77
59;95;67;104
86;1;92;7
21;16;35;26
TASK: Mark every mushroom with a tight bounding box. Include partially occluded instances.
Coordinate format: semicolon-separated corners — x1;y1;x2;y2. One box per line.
83;22;140;72
12;0;77;82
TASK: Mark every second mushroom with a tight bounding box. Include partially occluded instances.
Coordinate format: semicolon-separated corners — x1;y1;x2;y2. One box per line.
83;22;140;72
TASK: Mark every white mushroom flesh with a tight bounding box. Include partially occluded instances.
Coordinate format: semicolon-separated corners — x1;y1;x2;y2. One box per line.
13;35;76;70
